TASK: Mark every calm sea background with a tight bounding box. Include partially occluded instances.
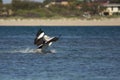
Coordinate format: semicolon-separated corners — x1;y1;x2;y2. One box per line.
0;26;120;80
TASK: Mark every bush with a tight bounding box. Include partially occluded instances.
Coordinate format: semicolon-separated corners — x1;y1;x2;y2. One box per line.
14;8;55;18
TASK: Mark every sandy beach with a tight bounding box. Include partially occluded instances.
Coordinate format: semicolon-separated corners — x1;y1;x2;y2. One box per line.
0;18;120;26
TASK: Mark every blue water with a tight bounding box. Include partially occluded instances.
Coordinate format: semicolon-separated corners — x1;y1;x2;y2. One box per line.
0;26;120;80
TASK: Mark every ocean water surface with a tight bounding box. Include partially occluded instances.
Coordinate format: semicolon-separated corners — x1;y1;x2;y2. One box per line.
0;26;120;80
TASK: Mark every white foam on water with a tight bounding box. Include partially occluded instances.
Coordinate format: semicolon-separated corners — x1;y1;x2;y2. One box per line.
50;49;57;53
35;49;57;54
0;48;57;54
12;47;36;53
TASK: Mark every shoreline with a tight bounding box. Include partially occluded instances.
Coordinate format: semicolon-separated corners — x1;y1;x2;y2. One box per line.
0;18;120;26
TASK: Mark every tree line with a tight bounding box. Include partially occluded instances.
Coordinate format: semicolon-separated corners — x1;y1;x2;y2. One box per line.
0;0;120;18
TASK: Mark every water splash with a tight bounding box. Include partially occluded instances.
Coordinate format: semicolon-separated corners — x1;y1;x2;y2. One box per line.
50;49;57;53
0;48;57;54
12;48;35;53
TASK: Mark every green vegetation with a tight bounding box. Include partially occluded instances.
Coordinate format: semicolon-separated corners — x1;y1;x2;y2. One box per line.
0;0;3;7
12;0;42;10
110;0;120;3
0;0;120;19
